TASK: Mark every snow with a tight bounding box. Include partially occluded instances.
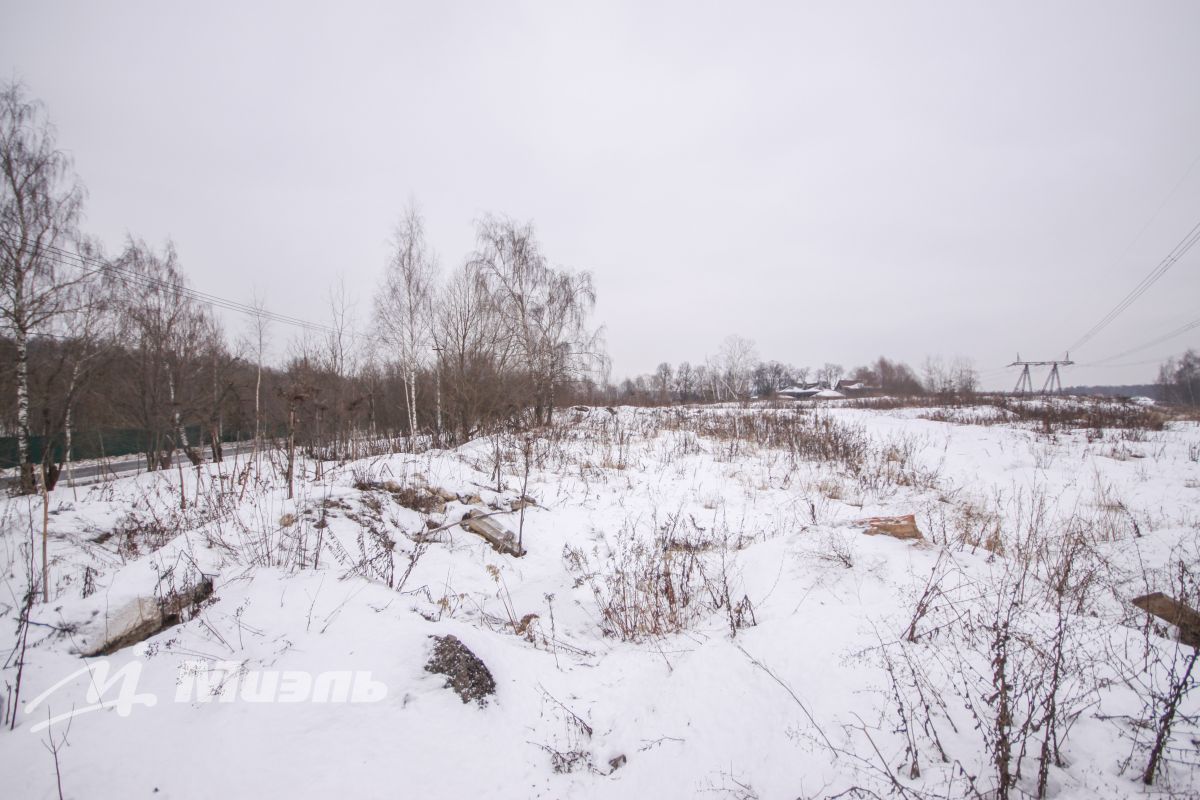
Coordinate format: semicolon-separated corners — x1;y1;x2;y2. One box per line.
2;402;1198;798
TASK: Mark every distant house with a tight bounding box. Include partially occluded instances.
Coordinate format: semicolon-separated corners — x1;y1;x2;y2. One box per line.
835;380;870;394
778;382;843;400
777;384;820;399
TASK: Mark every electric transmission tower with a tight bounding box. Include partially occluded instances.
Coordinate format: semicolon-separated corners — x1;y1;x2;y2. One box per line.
1009;354;1074;395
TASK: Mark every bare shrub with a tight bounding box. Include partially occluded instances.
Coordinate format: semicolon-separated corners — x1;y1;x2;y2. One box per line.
888;512;1110;799
923;497;1003;553
565;522;706;641
1111;541;1200;787
919;395;1168;435
816;530;857;569
564;515;754;642
535;686;597;774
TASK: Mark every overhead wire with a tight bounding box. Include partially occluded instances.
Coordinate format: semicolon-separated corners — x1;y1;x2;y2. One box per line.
1;235;357;339
1065;216;1200;354
1064;149;1200;354
1080;311;1200;366
1078;351;1190;369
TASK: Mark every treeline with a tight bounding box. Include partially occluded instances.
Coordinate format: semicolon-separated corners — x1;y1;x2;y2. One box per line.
1157;350;1199;406
614;335;978;405
2;82;991;495
0;84;604;492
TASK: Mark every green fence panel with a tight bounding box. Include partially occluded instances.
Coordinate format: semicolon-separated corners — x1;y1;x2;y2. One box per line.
0;425;260;468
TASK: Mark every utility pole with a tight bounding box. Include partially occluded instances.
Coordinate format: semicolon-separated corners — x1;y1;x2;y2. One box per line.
1008;354;1074;396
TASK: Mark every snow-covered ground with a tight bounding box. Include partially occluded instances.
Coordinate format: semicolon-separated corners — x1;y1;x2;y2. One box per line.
2;401;1198;799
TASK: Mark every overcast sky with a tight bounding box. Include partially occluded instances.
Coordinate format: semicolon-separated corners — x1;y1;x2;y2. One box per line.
3;1;1199;388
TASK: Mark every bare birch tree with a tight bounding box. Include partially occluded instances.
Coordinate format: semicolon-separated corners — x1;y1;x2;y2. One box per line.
376;203;436;438
434;262;510;440
247;290;271;452
115;239;215;469
322;280;360;457
36;238;112;488
0;83;85;492
470;214;602;425
714;335;758;401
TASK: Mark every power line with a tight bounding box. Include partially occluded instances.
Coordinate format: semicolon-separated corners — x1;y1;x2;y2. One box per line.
46;241;340;334
1081;311;1200;366
3;235;354;339
1090;149;1200;295
1076;351;1190;369
1066;149;1200;353
1066;215;1200;353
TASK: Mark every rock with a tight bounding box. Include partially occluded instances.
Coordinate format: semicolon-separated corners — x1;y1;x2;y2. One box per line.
608;754;627;772
859;514;923;540
424;635;496;706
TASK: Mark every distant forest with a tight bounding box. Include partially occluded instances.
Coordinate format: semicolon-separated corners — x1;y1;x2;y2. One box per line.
1062;384;1163;400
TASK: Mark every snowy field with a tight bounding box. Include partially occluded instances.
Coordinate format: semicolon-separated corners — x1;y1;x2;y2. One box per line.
2;399;1199;799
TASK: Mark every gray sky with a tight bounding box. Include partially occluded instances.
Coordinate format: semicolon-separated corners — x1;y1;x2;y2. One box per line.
4;1;1200;389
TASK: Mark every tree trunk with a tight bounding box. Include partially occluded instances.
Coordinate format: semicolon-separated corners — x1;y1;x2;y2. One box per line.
254;360;262;442
286;407;296;500
434;356;442;444
409;368;419;441
169;371;201;466
15;327;35;493
209;421;222;461
210;355;222;462
401;374;412;440
39;462;49;602
368;389;377;439
59;357;83;490
63;401;73;486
